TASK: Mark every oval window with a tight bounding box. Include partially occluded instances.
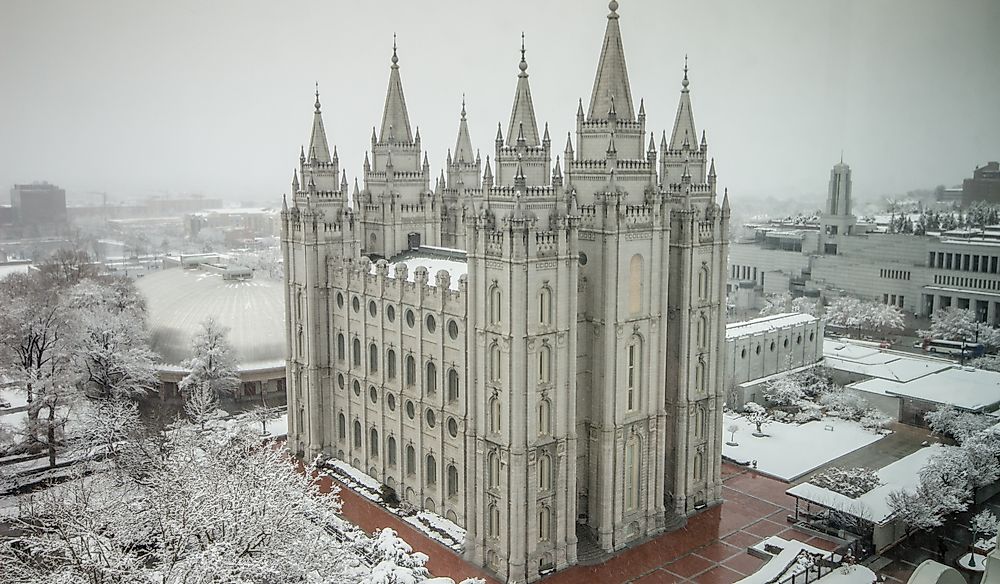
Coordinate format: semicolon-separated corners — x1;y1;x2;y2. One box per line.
353;380;361;396
426;314;436;333
369;301;377;317
448;417;459;438
448;320;459;340
337;373;345;389
387;392;396;411
369;386;378;404
578;252;588;266
336;292;344;308
426;409;436;428
406;310;415;328
352;297;360;312
387;305;396;322
406;400;415;420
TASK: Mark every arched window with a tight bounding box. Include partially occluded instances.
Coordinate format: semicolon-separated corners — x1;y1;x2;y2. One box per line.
693;451;704;481
488;450;500;489
369;428;379;457
338;413;346;441
698;266;711;300
628;254;643;315
488;503;500;538
426;362;437;395
426;454;437;486
625;437;640;511
538;399;551;435
490;397;501;433
447;465;459;497
353;420;362;448
388;436;397;466
352;338;361;367
695;360;707;392
369;343;378;372
490;343;502;382
337;334;345;361
698;315;709;348
405;355;416;386
387;349;397;379
538;453;551;491
694;406;706;439
539;286;552;325
538;506;551;542
447;368;459;402
490;285;502;324
538;344;551;384
406;445;416;475
626;336;641;412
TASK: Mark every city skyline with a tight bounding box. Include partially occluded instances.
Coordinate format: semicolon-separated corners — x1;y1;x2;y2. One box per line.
1;0;998;204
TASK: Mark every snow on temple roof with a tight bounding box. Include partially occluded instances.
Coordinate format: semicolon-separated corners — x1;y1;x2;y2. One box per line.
851;366;1000;412
375;247;468;291
786;445;940;526
726;313;818;339
824;339;952;383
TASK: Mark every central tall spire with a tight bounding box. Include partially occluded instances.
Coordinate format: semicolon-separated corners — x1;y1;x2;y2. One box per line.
669;56;698;150
308;84;332;163
379;35;414;144
506;33;540;147
454;96;475;163
588;0;635;121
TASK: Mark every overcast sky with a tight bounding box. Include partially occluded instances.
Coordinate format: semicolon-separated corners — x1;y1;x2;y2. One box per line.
1;0;998;207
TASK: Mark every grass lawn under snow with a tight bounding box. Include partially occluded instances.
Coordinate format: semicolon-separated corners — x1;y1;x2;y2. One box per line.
721;412;887;481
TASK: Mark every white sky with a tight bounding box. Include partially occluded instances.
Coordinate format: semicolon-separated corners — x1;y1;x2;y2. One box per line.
1;0;998;206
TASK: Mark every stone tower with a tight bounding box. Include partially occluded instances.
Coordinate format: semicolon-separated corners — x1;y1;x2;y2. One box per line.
820;160;856;241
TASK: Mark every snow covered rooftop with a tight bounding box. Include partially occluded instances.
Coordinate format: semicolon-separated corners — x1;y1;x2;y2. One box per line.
376;248;468;291
823;339;951;383
0;262;31;281
851;366;1000;411
786;445;941;525
726;313;818;339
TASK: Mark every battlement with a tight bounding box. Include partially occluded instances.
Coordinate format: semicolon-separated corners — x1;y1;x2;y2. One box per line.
579;118;644;132
327;255;467;311
570;159;654;171
665;182;714;194
365;170;428;181
488;184;557;199
662;148;707;161
498;144;548;158
294;188;346;201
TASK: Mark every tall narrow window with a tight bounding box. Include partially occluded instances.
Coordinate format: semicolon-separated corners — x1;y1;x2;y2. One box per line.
698;315;709;348
406;355;416;386
538;453;551;490
338;413;346;441
490;343;502;382
369;428;379;457
406;445;415;475
353;420;362;448
490;285;502;324
426;362;437;395
694;406;706;438
626;336;641;411
488;504;500;538
388;437;397;466
352;338;361;367
696;360;707;392
490;397;501;433
693;452;704;481
538;399;551;435
539;286;552;325
426;455;437;486
369;343;378;372
538;507;551;541
337;334;345;361
538;344;551;384
628;254;643;315
447;465;459;497
447;368;460;402
625;438;640;511
488;451;500;489
698;267;711;300
387;349;397;379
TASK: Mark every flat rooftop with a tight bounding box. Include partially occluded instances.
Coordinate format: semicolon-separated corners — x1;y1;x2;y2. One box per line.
823;339;951;383
851;366;1000;411
376;247;468;291
726;313;818;339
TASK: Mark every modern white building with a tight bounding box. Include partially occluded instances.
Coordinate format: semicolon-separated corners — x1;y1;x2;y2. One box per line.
281;3;730;581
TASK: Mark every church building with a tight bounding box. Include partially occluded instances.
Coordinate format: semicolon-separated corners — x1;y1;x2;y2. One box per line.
281;2;730;580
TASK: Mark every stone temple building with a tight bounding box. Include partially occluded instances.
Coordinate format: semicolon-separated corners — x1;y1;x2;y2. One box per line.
281;2;730;580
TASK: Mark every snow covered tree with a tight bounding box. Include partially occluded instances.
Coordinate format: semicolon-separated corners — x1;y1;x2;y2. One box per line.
860;410;892;433
184;380;219;431
925;405;996;444
179;317;240;399
970;354;1000;372
759;293;793;317
742;402;770;435
726;423;740;446
918;306;1000;349
825;296;904;336
819;390;870;421
248;402;282;436
359;527;431;584
970;510;999;567
811;467;882;498
763;375;805;407
79;397;141;457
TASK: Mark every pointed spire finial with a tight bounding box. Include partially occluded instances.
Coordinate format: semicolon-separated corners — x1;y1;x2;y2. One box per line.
496;122;503;143
608;0;619;18
299;145;305;161
639;98;645;118
682;54;690;90
543;122;550;143
722;188;731;212
518;32;528;76
461;94;467;120
648;132;656;153
314;82;321;112
282;192;288;211
709;157;717;178
577;98;585;119
565;132;574;153
391;33;398;66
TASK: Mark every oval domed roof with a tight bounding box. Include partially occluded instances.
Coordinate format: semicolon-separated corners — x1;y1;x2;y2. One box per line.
135;268;285;371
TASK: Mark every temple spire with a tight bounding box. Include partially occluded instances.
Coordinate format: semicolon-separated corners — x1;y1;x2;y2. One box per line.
506;33;540;147
307;85;332;163
669;56;698;150
379;35;413;143
587;0;635;121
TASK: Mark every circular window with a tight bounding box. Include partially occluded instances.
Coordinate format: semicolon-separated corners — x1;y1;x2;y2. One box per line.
809;332;815;342
425;409;436;428
405;400;415;420
770;341;776;352
756;344;762;355
353;380;361;396
578;252;588;266
448;417;458;438
369;385;378;404
337;374;345;389
369;301;377;317
352;297;360;312
741;348;747;359
797;334;803;345
405;309;415;328
783;338;789;349
387;305;396;322
387;392;396;411
426;315;436;333
448;320;459;340
336;293;344;308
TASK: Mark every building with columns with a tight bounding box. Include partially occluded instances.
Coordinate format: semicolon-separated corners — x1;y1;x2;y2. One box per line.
281;3;730;581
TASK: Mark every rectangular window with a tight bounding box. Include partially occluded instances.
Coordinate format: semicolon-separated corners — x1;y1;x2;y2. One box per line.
929;252;935;267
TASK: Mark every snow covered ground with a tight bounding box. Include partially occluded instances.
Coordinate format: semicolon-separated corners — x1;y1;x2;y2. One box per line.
722;412;887;481
736;537;874;584
0;387;28;410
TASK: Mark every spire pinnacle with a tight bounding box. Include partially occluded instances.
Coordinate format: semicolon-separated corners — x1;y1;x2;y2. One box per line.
638;98;645;119
543;122;550;143
379;35;413;143
519;32;527;76
353;177;360;198
588;0;635;120
722;188;730;212
496;122;503;143
577;98;585;120
669;57;698;152
565;132;574;154
299;145;305;162
553;155;562;179
682;54;689;90
314;82;321;112
647;132;656;153
292;169;299;190
392;33;398;66
484;155;493;180
507;36;540;147
461;94;467;120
